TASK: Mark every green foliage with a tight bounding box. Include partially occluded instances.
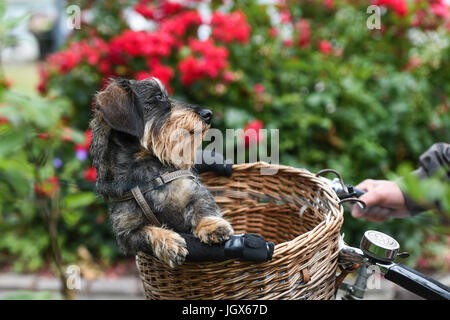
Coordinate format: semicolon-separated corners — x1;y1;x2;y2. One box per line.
0;86;119;271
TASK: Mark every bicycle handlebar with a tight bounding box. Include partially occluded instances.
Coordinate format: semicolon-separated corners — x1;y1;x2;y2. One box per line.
383;263;450;300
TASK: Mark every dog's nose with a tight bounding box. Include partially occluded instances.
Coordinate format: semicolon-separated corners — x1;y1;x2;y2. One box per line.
197;109;213;124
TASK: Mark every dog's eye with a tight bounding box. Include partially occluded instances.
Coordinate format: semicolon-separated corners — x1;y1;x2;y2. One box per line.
155;94;165;102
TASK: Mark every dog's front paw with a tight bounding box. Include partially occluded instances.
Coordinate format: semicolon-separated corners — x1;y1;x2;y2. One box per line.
194;216;234;245
145;227;188;268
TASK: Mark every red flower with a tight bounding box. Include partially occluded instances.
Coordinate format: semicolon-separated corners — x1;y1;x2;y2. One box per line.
37;64;49;94
177;39;229;86
136;60;174;91
295;19;310;48
243;120;264;148
0;103;8;124
110;30;175;59
280;10;291;23
160;11;202;38
37;133;50;140
40;37;109;90
134;3;155;19
75;129;92;152
34;176;59;198
134;0;184;21
211;11;251;44
431;0;450;18
84;166;98;183
283;39;294;47
268;27;279;38
61;127;74;142
404;56;422;71
373;0;408;17
148;59;174;86
323;0;334;10
223;71;235;83
253;83;265;94
318;40;333;54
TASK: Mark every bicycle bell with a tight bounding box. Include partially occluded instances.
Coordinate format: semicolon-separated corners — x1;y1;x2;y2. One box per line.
360;230;401;263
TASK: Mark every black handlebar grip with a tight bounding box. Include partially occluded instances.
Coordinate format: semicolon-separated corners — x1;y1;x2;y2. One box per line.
194;150;233;177
180;233;274;263
384;263;450;300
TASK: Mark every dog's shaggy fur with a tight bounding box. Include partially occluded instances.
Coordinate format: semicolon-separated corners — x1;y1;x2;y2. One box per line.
90;77;233;267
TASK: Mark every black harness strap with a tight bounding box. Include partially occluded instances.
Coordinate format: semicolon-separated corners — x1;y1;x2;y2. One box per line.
109;169;196;226
131;186;162;227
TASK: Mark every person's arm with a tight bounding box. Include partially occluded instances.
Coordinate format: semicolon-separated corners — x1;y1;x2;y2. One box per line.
411;142;450;180
351;142;449;221
403;142;449;215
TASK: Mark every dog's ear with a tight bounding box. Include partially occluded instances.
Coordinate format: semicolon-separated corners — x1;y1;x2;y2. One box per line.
95;79;144;139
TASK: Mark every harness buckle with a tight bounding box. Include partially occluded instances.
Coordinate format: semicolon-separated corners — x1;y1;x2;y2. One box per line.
153;175;165;188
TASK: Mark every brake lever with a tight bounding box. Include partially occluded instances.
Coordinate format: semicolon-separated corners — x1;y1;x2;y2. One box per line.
317;172;367;209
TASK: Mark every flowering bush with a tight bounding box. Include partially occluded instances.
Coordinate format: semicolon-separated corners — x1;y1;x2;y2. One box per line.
8;0;450;270
0;83;121;272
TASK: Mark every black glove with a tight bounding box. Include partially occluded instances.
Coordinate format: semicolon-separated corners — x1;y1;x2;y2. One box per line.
180;233;274;263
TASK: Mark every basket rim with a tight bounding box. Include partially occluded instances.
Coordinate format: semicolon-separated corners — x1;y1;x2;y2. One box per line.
201;161;344;262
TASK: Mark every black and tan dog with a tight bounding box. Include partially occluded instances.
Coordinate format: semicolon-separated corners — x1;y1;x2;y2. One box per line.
90;77;233;267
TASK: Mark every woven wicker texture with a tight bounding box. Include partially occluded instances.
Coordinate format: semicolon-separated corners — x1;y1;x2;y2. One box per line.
136;162;344;300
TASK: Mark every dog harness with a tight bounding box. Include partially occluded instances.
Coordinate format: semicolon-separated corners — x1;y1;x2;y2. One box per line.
109;169;196;227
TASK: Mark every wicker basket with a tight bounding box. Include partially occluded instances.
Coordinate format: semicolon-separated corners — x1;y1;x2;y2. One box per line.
136;162;344;300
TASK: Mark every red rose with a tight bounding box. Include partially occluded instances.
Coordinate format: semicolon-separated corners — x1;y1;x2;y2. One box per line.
37;133;50;140
269;27;278;38
431;0;450;18
318;40;333;54
253;83;265;94
211;11;251;44
177;39;229;86
296;19;310;48
84;166;97;183
323;0;334;10
373;0;408;17
283;39;293;47
223;71;235;83
134;3;155;19
280;10;291;23
74;129;92;151
160;11;202;38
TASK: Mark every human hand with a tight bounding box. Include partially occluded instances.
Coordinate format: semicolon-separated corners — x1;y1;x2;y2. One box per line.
351;179;410;222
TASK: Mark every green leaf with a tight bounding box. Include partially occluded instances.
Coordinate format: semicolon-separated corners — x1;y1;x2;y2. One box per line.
64;192;96;209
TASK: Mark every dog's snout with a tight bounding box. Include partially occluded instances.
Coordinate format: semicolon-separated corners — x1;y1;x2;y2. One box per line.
197;109;213;124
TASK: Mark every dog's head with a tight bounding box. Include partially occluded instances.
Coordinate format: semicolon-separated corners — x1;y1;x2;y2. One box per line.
94;77;211;168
